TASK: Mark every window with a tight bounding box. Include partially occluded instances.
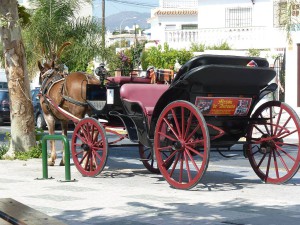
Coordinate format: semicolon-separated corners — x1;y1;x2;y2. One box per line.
182;24;198;30
225;7;252;28
274;1;300;27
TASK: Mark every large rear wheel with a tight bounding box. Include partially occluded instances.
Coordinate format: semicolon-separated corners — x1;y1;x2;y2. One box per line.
154;100;210;189
71;118;108;177
247;101;300;184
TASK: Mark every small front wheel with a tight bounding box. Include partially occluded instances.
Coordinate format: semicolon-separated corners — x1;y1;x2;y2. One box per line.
154;100;210;189
71;118;108;177
139;144;160;174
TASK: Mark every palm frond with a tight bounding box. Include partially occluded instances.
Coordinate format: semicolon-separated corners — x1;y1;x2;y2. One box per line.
23;0;103;72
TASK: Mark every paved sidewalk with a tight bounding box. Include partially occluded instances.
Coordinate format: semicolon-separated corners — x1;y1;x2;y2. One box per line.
1;105;300;224
1;149;300;225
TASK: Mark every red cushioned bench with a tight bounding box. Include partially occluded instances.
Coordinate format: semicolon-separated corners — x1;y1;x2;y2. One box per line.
107;76;151;85
120;84;169;119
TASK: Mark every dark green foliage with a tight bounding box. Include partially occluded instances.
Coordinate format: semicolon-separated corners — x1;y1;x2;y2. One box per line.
0;128;44;160
18;3;31;27
0;145;9;159
22;0;100;74
142;43;193;69
108;41;147;74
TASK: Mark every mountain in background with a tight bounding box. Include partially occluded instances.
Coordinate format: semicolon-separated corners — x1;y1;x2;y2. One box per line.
105;11;151;32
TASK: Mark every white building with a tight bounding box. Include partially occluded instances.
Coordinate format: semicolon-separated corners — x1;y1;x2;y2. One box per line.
107;25;147;52
149;0;287;50
149;0;199;49
285;31;300;108
149;0;300;109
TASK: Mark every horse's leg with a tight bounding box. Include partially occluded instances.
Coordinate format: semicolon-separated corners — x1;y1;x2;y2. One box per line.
59;120;68;166
44;114;56;166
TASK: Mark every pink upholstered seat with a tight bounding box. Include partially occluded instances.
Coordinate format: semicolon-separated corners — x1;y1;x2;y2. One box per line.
107;76;151;85
120;84;169;116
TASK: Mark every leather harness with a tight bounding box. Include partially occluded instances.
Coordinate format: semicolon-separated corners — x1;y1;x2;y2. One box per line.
40;69;89;120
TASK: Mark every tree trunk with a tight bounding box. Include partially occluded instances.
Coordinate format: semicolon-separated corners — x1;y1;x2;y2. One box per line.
0;0;36;156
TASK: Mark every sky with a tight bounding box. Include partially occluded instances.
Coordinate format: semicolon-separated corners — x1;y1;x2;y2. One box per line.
93;0;159;17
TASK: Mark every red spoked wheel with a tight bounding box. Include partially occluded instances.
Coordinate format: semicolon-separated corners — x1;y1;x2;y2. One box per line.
71;118;108;177
139;144;175;174
247;101;300;184
139;145;160;174
154;100;210;189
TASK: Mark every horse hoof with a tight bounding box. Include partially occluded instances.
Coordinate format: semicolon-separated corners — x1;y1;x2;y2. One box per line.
59;160;65;166
48;161;55;166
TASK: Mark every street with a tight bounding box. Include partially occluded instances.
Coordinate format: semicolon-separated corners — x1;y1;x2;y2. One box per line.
1;124;300;224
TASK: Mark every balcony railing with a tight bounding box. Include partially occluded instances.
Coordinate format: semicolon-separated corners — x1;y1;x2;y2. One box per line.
164;27;287;50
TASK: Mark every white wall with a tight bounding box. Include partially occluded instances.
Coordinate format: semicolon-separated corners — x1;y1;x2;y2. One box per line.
76;1;93;18
285;32;300;108
198;0;273;28
252;0;274;27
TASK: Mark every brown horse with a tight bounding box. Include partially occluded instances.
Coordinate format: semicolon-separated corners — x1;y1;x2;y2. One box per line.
38;60;100;166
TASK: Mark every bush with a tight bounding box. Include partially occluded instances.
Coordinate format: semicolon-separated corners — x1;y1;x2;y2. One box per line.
0;132;10;159
247;48;261;57
0;144;9;159
190;43;206;52
108;41;146;74
142;43;193;69
190;41;231;52
0;128;44;160
14;144;42;160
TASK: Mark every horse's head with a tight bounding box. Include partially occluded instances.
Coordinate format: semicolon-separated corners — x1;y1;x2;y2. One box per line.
37;60;57;85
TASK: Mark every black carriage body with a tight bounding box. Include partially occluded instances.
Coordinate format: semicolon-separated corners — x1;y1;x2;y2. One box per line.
72;55;300;189
86;83;124;126
108;54;276;147
149;55;276;147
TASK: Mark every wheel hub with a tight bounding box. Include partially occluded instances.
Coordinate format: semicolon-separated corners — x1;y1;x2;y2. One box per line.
81;143;90;151
173;140;185;150
260;134;276;154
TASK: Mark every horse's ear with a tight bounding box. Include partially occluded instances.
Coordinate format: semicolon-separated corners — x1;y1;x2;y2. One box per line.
38;61;43;71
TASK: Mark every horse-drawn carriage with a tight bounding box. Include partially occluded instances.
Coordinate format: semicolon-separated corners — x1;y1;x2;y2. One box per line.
39;54;300;190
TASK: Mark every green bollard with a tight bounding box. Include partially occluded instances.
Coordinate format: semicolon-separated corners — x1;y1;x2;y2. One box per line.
41;136;49;179
39;134;75;182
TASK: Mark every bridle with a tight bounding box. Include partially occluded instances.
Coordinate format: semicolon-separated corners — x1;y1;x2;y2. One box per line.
41;68;56;79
